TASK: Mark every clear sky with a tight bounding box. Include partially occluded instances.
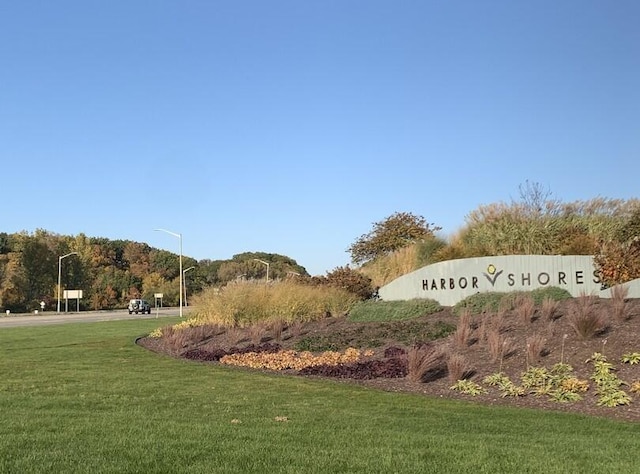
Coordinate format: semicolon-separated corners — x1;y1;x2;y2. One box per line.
1;1;638;276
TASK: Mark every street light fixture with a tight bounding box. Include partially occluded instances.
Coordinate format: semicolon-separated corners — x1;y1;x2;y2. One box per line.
183;266;195;307
57;252;78;313
155;228;183;318
253;259;270;283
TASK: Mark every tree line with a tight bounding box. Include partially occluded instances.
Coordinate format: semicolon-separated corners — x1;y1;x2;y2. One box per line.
4;184;638;313
0;230;307;313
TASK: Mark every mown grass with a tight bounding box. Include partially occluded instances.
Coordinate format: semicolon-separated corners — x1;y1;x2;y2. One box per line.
1;319;639;473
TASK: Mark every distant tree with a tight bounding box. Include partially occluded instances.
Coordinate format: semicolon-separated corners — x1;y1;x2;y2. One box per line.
18;235;57;309
0;232;11;254
198;259;224;286
231;252;308;280
142;272;166;303
0;253;27;311
348;212;441;265
124;242;151;278
217;261;247;282
150;249;180;280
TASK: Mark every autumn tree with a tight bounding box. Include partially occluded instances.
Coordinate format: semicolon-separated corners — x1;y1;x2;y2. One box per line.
594;238;640;287
325;266;374;300
0;254;27;311
295;266;374;300
124;242;151;278
594;207;640;287
348;212;441;265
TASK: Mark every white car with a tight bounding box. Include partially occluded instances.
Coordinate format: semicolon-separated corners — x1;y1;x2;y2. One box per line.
128;299;151;314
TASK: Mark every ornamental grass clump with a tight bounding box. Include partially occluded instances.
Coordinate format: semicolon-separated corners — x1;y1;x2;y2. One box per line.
190;280;359;327
525;333;546;367
486;329;515;369
446;353;470;383
407;344;445;383
271;319;286;342
567;294;606;340
359;244;419;288
515;294;536;324
162;325;193;352
540;297;560;321
453;309;472;348
248;322;267;345
610;284;629;322
493;303;509;332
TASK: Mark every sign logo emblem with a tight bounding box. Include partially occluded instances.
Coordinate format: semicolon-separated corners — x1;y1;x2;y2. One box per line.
483;264;503;287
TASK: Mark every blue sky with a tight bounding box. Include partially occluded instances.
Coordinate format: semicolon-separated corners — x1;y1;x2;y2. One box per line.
1;1;638;276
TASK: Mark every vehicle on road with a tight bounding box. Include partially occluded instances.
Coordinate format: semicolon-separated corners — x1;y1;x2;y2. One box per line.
128;299;151;314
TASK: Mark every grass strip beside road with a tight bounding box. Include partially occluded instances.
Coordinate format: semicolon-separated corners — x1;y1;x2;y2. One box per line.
0;319;638;473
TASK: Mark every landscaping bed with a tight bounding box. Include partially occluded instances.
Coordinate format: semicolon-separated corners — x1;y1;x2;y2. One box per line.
138;297;640;423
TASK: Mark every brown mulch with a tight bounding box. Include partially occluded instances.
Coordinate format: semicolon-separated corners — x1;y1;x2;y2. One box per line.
137;298;640;423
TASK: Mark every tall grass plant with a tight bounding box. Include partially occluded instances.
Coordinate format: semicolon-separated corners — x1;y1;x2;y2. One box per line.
191;280;359;327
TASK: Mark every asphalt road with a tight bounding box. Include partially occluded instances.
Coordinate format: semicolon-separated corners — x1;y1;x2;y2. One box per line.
0;308;185;328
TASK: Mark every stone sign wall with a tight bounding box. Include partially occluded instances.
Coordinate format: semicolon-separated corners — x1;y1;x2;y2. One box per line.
378;255;640;306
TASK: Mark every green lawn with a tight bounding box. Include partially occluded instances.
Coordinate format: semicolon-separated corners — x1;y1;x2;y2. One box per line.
0;319;638;473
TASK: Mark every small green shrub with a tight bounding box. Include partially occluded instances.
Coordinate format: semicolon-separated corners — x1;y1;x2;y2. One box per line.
596;390;631;407
549;390;583;403
454;287;571;316
500;383;526;398
520;367;551;391
454;292;508;315
428;321;457;340
348;298;442;323
294;336;340;352
529;286;572;304
483;372;510;388
588;352;632;407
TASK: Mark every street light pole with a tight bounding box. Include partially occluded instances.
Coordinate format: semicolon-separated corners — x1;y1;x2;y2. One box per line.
183;266;195;307
155;228;183;317
253;259;270;283
57;252;78;313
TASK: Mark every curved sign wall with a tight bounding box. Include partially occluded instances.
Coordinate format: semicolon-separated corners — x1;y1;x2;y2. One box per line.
378;255;640;306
